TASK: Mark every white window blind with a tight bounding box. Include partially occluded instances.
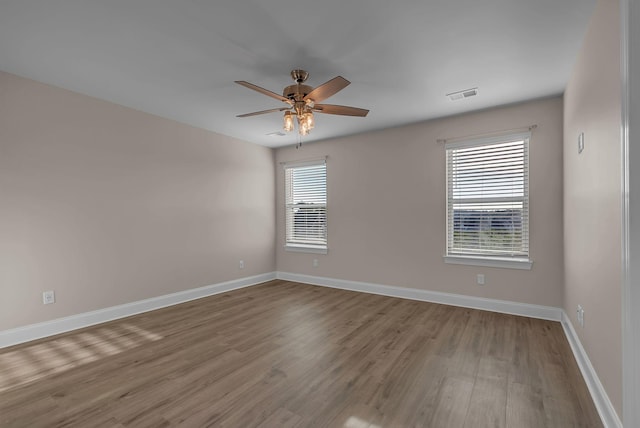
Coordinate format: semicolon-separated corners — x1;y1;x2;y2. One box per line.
285;160;327;250
446;134;530;259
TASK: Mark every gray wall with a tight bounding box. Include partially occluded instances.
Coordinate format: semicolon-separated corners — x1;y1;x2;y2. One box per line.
0;71;276;330
563;0;622;416
276;97;565;308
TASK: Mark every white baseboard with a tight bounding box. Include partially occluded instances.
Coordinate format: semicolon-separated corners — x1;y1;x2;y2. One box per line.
561;312;622;428
276;271;562;321
0;272;276;349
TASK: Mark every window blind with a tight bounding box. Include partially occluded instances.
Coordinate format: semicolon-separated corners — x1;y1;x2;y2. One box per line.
446;135;529;258
285;161;327;249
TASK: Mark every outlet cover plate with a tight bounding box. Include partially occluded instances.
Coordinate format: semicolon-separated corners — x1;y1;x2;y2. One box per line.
43;290;55;305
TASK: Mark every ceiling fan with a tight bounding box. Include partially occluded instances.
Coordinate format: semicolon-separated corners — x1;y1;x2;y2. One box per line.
235;69;369;137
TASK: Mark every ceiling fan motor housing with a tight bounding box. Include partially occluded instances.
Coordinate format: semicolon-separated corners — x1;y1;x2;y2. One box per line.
283;84;313;101
285;69;313;110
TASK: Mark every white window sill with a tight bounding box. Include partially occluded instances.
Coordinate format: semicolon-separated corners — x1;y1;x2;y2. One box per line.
285;245;328;255
443;255;533;270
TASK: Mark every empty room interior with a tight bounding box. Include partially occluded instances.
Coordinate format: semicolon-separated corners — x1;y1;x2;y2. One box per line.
1;0;638;427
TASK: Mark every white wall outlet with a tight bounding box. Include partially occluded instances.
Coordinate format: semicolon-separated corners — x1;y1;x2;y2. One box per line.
577;304;585;327
239;260;244;269
43;290;55;305
476;274;485;285
313;259;319;267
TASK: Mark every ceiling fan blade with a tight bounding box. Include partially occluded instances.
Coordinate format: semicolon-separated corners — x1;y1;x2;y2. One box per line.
235;81;291;103
236;107;291;118
313;104;369;117
304;76;350;103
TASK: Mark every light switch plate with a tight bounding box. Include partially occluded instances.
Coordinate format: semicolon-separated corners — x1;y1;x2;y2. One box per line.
578;132;585;154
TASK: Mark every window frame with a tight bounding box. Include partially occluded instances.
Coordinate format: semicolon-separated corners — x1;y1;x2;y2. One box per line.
443;132;533;270
283;158;328;254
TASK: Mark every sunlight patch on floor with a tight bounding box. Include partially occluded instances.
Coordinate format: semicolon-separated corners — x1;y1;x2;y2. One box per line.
0;323;162;392
344;416;381;428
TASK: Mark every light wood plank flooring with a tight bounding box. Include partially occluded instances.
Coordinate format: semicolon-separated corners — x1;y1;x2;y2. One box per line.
0;280;602;427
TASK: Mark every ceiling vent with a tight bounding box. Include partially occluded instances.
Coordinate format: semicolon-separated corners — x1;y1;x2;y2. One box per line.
447;87;478;101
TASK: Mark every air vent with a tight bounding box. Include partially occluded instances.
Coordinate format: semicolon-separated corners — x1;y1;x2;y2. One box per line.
266;131;287;137
447;87;478;101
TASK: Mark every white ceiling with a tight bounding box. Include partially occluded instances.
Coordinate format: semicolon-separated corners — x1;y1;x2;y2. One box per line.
0;0;595;148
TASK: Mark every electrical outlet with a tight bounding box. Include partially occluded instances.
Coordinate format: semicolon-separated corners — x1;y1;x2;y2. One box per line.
476;274;485;285
313;259;319;267
43;290;55;305
239;260;244;269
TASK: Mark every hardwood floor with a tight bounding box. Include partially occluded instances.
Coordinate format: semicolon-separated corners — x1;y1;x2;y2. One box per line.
0;280;602;427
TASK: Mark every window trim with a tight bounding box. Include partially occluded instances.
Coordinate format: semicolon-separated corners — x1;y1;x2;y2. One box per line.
443;255;533;270
444;132;533;269
283;158;328;254
284;244;328;254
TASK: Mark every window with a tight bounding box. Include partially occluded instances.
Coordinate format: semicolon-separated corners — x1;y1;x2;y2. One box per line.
445;132;532;269
284;159;327;253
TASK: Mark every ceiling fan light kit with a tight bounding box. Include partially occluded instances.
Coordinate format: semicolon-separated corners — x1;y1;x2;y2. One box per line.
235;69;369;138
283;111;294;132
